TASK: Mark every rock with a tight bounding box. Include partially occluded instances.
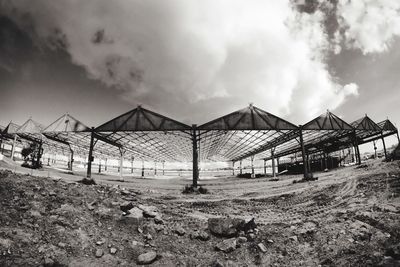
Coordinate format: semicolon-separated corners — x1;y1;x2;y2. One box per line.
145;233;153;240
248;233;255;240
267;239;274;243
138;205;159;218
121;189;131;195
57;242;67;248
237;236;248;243
242;218;257;232
48;191;57;197
210;259;224;267
289;236;298;242
95;248;104;258
137;251;157;265
174;226;186;236
258;243;267;253
215;238;237;253
120;202;134;213
131;240;144;247
208;217;245;237
96;239;105;246
121;207;143;224
110;247;117;254
154;216;164;224
191;231;210;241
44;257;54;266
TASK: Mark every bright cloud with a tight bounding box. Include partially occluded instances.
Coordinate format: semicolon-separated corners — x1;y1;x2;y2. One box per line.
0;0;363;122
337;0;400;54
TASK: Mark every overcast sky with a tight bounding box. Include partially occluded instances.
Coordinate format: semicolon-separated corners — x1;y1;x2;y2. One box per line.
0;0;399;145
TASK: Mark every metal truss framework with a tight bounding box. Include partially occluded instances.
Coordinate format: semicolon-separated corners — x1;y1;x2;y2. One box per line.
1;104;399;186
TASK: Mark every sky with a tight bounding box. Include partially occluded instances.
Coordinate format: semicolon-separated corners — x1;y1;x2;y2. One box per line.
0;0;399;153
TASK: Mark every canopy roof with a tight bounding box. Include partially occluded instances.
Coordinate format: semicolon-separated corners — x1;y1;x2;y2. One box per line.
3;105;397;164
198;104;297;131
96;105;191;132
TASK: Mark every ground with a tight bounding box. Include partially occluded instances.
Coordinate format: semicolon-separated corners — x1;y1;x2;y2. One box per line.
0;158;400;266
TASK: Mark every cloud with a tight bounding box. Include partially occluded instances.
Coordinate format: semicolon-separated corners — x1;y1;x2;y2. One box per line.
0;0;360;122
337;0;400;54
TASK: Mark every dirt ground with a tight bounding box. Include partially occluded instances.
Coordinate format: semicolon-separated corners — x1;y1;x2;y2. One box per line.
0;158;400;266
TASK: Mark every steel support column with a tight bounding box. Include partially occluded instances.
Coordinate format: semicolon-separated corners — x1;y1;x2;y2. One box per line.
271;148;276;177
69;148;74;171
162;161;165;176
154;162;157;176
86;128;95;179
119;150;124;181
232;161;235;176
250;155;255;177
11;135;17;160
299;127;308;179
98;159;102;173
263;159;266;175
353;131;361;165
239;160;242;175
192;124;199;188
381;132;387;160
141;160;145;178
105;158;108;171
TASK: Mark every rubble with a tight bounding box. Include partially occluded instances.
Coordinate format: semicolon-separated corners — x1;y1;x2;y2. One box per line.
215;238;237;253
208;217;245;237
137;251;157;265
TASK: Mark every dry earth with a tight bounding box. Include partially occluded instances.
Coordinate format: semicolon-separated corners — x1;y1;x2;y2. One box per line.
0;159;400;266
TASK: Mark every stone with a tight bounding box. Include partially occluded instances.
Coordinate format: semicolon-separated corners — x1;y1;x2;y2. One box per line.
121;207;143;224
191;231;210;241
110;247;117;254
208;217;245;238
210;259;224;267
237;236;248;243
289;236;298;242
154;216;164;224
131;240;144;247
95;248;104;258
120;202;134;213
215;238;237;253
137;251;157;265
267;239;274;243
138;205;159;218
174;226;186;236
257;243;267;253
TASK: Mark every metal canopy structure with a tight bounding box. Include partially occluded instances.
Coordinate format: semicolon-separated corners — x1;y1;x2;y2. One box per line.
196;105;298;163
3;104;399;186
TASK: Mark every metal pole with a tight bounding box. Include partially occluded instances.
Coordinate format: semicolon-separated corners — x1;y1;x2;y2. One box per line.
105;158;108;171
98;158;102;173
154;162;157;175
299;127;308;179
162;161;165;175
271;148;276;177
397;131;400;143
192;124;199;188
119;152;124;181
69;149;74;171
141;160;145;178
131;157;134;174
263;159;266;175
232;161;235;176
86;128;95;179
251;155;255;177
373;141;377;159
353;131;361;165
240;160;242;175
11;135;17;160
381;132;388;160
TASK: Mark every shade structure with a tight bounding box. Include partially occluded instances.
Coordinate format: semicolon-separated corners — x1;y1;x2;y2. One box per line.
197;104;298;162
94;105;193;162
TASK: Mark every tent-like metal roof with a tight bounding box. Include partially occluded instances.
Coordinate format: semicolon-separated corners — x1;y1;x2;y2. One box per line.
197;105;298;162
198;104;297;131
94;106;193;162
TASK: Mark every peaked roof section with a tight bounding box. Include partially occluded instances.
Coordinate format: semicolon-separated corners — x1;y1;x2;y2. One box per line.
43;114;90;133
16;119;44;134
198;104;298;130
351;115;381;131
95;105;192;132
303;111;353;130
377;119;397;132
3;122;20;135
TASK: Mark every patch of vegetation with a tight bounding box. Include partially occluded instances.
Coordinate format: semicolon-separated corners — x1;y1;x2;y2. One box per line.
182;184;208;194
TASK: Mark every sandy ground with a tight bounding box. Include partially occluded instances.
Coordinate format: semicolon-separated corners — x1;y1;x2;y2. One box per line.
0;157;400;266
